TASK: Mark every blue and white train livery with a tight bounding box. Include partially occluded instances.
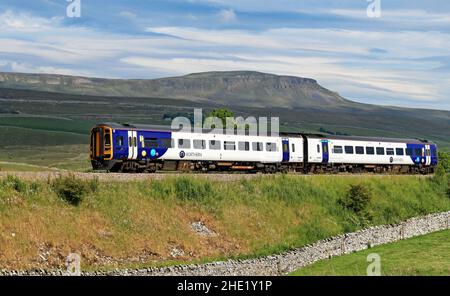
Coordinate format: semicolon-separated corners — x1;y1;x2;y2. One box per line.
90;123;438;174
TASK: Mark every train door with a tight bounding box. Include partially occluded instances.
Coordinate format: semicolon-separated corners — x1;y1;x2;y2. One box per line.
127;130;138;160
322;141;329;163
282;138;290;162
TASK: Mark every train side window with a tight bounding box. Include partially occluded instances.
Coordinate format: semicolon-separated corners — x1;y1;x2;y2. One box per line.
292;143;295;152
344;146;354;154
406;148;413;156
224;141;236;151
266;142;277;152
355;146;364;154
396;148;404;156
333;146;343;154
238;141;250;151
193;139;206;149
116;136;124;146
178;139;191;149
317;144;320;153
376;147;385;155
209;140;221;150
144;138;158;148
160;138;173;148
252;142;263;151
386;148;395;155
366;147;375;155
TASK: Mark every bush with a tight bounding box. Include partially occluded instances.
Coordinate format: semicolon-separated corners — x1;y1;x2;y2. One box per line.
175;177;213;201
438;151;450;174
51;175;89;206
339;184;372;213
2;175;27;193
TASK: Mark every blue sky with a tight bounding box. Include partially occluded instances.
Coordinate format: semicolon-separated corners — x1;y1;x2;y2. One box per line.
0;0;449;110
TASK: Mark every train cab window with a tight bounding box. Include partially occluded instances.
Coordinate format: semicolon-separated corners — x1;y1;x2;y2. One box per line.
376;147;385;155
406;148;413;156
386;148;395;155
144;138;158;148
366;147;375;155
414;148;422;156
333;146;343;154
178;139;191;149
291;143;295;152
193;139;206;149
266;142;277;152
345;146;354;154
224;141;236;151
355;146;364;154
105;132;111;147
252;142;263;151
396;148;404;156
116;136;124;146
238;141;250;151
209;140;221;150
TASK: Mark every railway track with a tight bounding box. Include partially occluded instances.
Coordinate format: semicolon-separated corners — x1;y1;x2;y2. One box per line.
0;171;432;182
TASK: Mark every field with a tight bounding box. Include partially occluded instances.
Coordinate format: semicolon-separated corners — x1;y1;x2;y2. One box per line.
291;229;450;276
0;174;449;271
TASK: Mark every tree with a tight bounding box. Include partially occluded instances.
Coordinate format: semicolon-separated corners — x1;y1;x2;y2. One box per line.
207;108;234;128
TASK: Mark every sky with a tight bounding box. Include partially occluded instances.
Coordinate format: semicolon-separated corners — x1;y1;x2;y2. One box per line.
0;0;449;110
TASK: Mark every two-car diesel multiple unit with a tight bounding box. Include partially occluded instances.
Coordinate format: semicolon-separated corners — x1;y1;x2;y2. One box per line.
90;123;438;174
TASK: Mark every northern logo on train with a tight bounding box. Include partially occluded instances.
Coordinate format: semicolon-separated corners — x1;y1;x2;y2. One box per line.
389;157;393;163
179;151;185;158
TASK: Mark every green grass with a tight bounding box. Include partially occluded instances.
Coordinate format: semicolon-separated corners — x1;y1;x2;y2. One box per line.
0;174;449;271
290;229;450;276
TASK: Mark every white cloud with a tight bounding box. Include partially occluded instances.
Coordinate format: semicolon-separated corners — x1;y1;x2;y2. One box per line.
217;9;236;22
0;10;61;32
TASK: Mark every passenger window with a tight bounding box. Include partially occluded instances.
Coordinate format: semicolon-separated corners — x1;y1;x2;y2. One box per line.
376;147;385;155
224;141;236;150
366;147;375;155
355;146;364;154
266;142;277;152
116;136;124;147
396;148;404;156
292;143;295;152
144;138;158;148
386;148;394;155
317;144;320;153
178;139;191;149
193;139;206;149
252;142;263;151
333;146;343;154
160;138;173;148
209;140;221;150
238;141;250;151
345;146;354;154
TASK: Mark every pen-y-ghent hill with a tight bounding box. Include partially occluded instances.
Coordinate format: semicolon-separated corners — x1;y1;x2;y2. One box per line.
0;70;449;171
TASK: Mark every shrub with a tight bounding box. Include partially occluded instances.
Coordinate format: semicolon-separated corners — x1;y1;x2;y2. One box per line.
51;175;89;206
88;176;100;193
339;184;372;213
175;177;213;201
2;175;27;193
438;151;450;174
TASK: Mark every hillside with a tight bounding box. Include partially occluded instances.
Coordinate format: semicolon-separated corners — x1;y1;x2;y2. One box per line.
0;71;350;108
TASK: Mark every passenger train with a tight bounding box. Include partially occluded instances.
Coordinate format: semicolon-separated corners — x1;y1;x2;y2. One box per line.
90;123;438;174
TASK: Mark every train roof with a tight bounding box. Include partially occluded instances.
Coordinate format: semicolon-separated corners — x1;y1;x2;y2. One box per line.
303;133;435;145
95;123;435;144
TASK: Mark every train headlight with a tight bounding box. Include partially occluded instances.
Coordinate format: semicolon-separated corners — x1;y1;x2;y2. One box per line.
150;149;156;157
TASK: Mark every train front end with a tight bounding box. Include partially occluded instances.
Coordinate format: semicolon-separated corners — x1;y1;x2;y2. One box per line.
90;124;114;170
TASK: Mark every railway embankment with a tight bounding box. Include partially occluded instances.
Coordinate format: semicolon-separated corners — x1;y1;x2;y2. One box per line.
0;173;449;273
